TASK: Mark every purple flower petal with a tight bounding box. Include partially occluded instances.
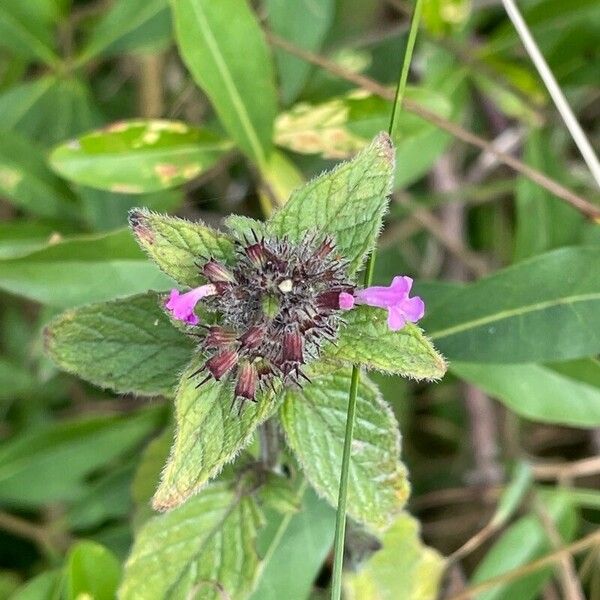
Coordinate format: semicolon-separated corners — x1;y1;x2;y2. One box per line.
339;291;355;310
402;295;425;322
164;284;216;324
387;307;406;331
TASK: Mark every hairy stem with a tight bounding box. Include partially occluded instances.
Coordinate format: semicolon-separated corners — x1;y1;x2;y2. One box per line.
330;2;423;597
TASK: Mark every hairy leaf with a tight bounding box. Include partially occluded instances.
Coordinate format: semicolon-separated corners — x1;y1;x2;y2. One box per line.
129;208;235;287
423;247;600;362
170;0;277;167
50;120;230;193
268;132;394;273
280;367;409;531
344;513;445;600
329;306;447;380
45;292;194;396
153;358;282;511
121;481;263;599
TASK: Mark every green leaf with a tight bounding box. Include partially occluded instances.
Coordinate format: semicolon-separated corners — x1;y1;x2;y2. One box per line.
0;220;61;259
0;130;78;220
423;247;600;362
0;230;172;308
11;571;62;600
471;492;578;600
329;306;447;380
250;484;335;600
0;408;163;506
344;513;445;600
45;292;194;396
66;541;121;600
266;0;335;104
170;0;277;167
224;214;267;240
121;481;263;599
50;120;231;193
0;1;59;66
78;0;171;62
268;132;394;274
129;208;235;287
280;367;409;531
153;358;282;511
274;88;453;188
514;129;582;261
0;357;32;401
452;361;600;427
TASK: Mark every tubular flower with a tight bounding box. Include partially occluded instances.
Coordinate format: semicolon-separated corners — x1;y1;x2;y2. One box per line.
165;232;354;406
339;276;425;331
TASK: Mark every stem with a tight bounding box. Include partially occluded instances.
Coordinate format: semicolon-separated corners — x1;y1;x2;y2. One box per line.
329;3;423;598
501;0;600;189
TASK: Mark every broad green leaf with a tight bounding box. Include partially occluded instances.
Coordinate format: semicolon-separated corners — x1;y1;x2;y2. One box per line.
0;1;59;66
153;359;282;511
0;130;78;220
50;120;231;193
11;571;62;600
66;541;121;600
0;77;102;147
45;292;194;396
0;230;172;308
423;247;600;362
224;215;267;240
344;513;445;600
121;481;263;599
471;492;577;600
274;89;452;187
268;132;394;274
266;0;335;105
514;129;582;261
78;0;170;62
329;306;447;380
170;0;277;167
129;208;235;287
260;149;304;208
0;357;32;401
0;221;62;259
280;367;409;531
250;484;335;600
0;408;163;506
452;362;600;427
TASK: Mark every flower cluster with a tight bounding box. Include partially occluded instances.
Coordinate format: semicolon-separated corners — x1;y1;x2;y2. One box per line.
165;232;424;405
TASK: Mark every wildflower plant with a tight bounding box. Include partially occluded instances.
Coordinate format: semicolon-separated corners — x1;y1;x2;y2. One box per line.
45;133;446;598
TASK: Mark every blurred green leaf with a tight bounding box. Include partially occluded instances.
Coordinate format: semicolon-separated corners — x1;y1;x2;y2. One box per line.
514;129;583;261
45;292;194;396
170;0;277;167
328;306;447;380
280;367;409;531
0;357;32;402
78;0;171;62
266;0;335;104
0;408;163;506
471;492;578;600
0;230;172;308
50;120;231;193
422;0;470;36
0;1;59;66
152;358;282;511
344;512;445;600
0;571;20;598
0;221;61;259
129;208;235;287
423;247;600;362
268;132;394;274
121;480;263;599
11;570;62;600
0;131;78;220
66;541;121;600
274;88;453;187
0;77;102;147
452;362;600;427
250;484;335;600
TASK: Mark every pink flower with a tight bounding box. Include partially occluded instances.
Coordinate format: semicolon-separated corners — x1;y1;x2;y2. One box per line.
339;276;424;331
165;284;216;325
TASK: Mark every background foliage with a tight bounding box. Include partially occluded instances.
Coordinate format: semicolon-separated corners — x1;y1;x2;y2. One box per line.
0;0;599;599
